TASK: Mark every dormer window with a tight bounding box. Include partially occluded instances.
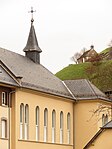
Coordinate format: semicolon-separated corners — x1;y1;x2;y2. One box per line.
2;92;7;106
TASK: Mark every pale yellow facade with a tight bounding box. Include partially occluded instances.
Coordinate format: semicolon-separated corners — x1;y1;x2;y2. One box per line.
74;100;112;149
0;85;112;149
88;130;112;149
10;88;74;149
0;106;9;149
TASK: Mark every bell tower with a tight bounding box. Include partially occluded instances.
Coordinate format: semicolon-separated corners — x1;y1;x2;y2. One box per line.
23;7;42;64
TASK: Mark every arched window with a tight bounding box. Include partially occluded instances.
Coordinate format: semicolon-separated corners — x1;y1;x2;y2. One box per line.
44;108;48;142
102;114;105;126
102;114;108;126
20;103;24;139
1;118;7;138
24;104;29;140
52;110;56;143
67;113;70;144
60;111;63;144
2;92;7;106
105;114;108;124
36;106;39;141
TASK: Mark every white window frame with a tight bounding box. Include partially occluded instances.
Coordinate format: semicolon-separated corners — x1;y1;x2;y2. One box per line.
24;104;29;140
60;128;63;144
1;119;7;138
20;103;24;139
24;123;28;140
60;111;63;144
44;108;48;142
36;106;39;141
2;92;7;106
67;113;70;144
52;110;56;143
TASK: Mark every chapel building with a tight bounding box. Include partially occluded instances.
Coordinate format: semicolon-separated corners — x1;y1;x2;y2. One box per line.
0;12;112;149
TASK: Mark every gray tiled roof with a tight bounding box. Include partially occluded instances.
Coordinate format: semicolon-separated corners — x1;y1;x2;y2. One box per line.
23;23;42;53
102;120;112;129
0;65;19;86
0;48;73;99
64;79;108;100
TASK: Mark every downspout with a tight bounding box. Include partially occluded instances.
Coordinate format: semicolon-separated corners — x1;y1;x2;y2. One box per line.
8;91;15;149
73;102;75;149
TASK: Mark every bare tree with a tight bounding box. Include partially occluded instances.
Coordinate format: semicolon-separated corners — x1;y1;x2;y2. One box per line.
87;103;112;124
71;47;87;64
71;52;81;64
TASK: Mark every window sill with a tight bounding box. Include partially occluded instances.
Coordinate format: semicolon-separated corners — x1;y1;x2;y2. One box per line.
1;104;8;107
0;137;8;140
18;139;73;146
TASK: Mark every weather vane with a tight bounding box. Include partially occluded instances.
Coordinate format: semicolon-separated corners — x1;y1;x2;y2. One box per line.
28;7;36;23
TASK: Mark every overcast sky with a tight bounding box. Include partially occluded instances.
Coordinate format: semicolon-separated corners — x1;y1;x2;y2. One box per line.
0;0;112;73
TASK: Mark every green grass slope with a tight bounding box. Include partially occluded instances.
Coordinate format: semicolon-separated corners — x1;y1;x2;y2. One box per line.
56;60;112;92
56;62;90;80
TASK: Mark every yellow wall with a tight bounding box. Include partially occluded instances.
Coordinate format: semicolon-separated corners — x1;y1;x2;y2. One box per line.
88;129;112;149
74;101;98;149
11;92;16;149
9;87;112;149
0;105;9;149
12;88;74;149
74;100;112;149
17;140;73;149
0;139;8;148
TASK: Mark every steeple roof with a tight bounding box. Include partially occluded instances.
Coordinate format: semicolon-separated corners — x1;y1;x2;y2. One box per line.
23;21;42;53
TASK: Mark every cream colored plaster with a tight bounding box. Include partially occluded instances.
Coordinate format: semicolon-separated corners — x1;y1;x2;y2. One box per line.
74;100;112;149
74;101;98;149
14;88;73;149
0;139;8;148
0;106;9;149
88;129;112;149
18;140;73;149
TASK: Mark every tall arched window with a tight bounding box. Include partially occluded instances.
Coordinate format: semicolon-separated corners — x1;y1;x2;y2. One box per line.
44;108;48;142
60;111;63;144
20;103;24;139
102;114;105;126
1;118;7;138
52;110;56;143
24;104;29;140
67;113;70;144
105;114;108;124
102;114;108;126
36;106;39;141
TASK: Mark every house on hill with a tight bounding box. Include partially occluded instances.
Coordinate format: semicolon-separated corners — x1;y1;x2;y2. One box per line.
77;45;98;63
1;10;112;149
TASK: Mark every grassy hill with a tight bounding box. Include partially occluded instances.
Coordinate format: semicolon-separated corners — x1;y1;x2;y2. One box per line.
56;60;112;92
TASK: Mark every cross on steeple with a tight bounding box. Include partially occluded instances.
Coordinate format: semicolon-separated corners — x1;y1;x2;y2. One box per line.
28;7;36;23
23;6;42;63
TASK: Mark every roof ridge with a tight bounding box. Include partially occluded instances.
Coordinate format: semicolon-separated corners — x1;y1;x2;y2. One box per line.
86;79;98;98
62;81;76;100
